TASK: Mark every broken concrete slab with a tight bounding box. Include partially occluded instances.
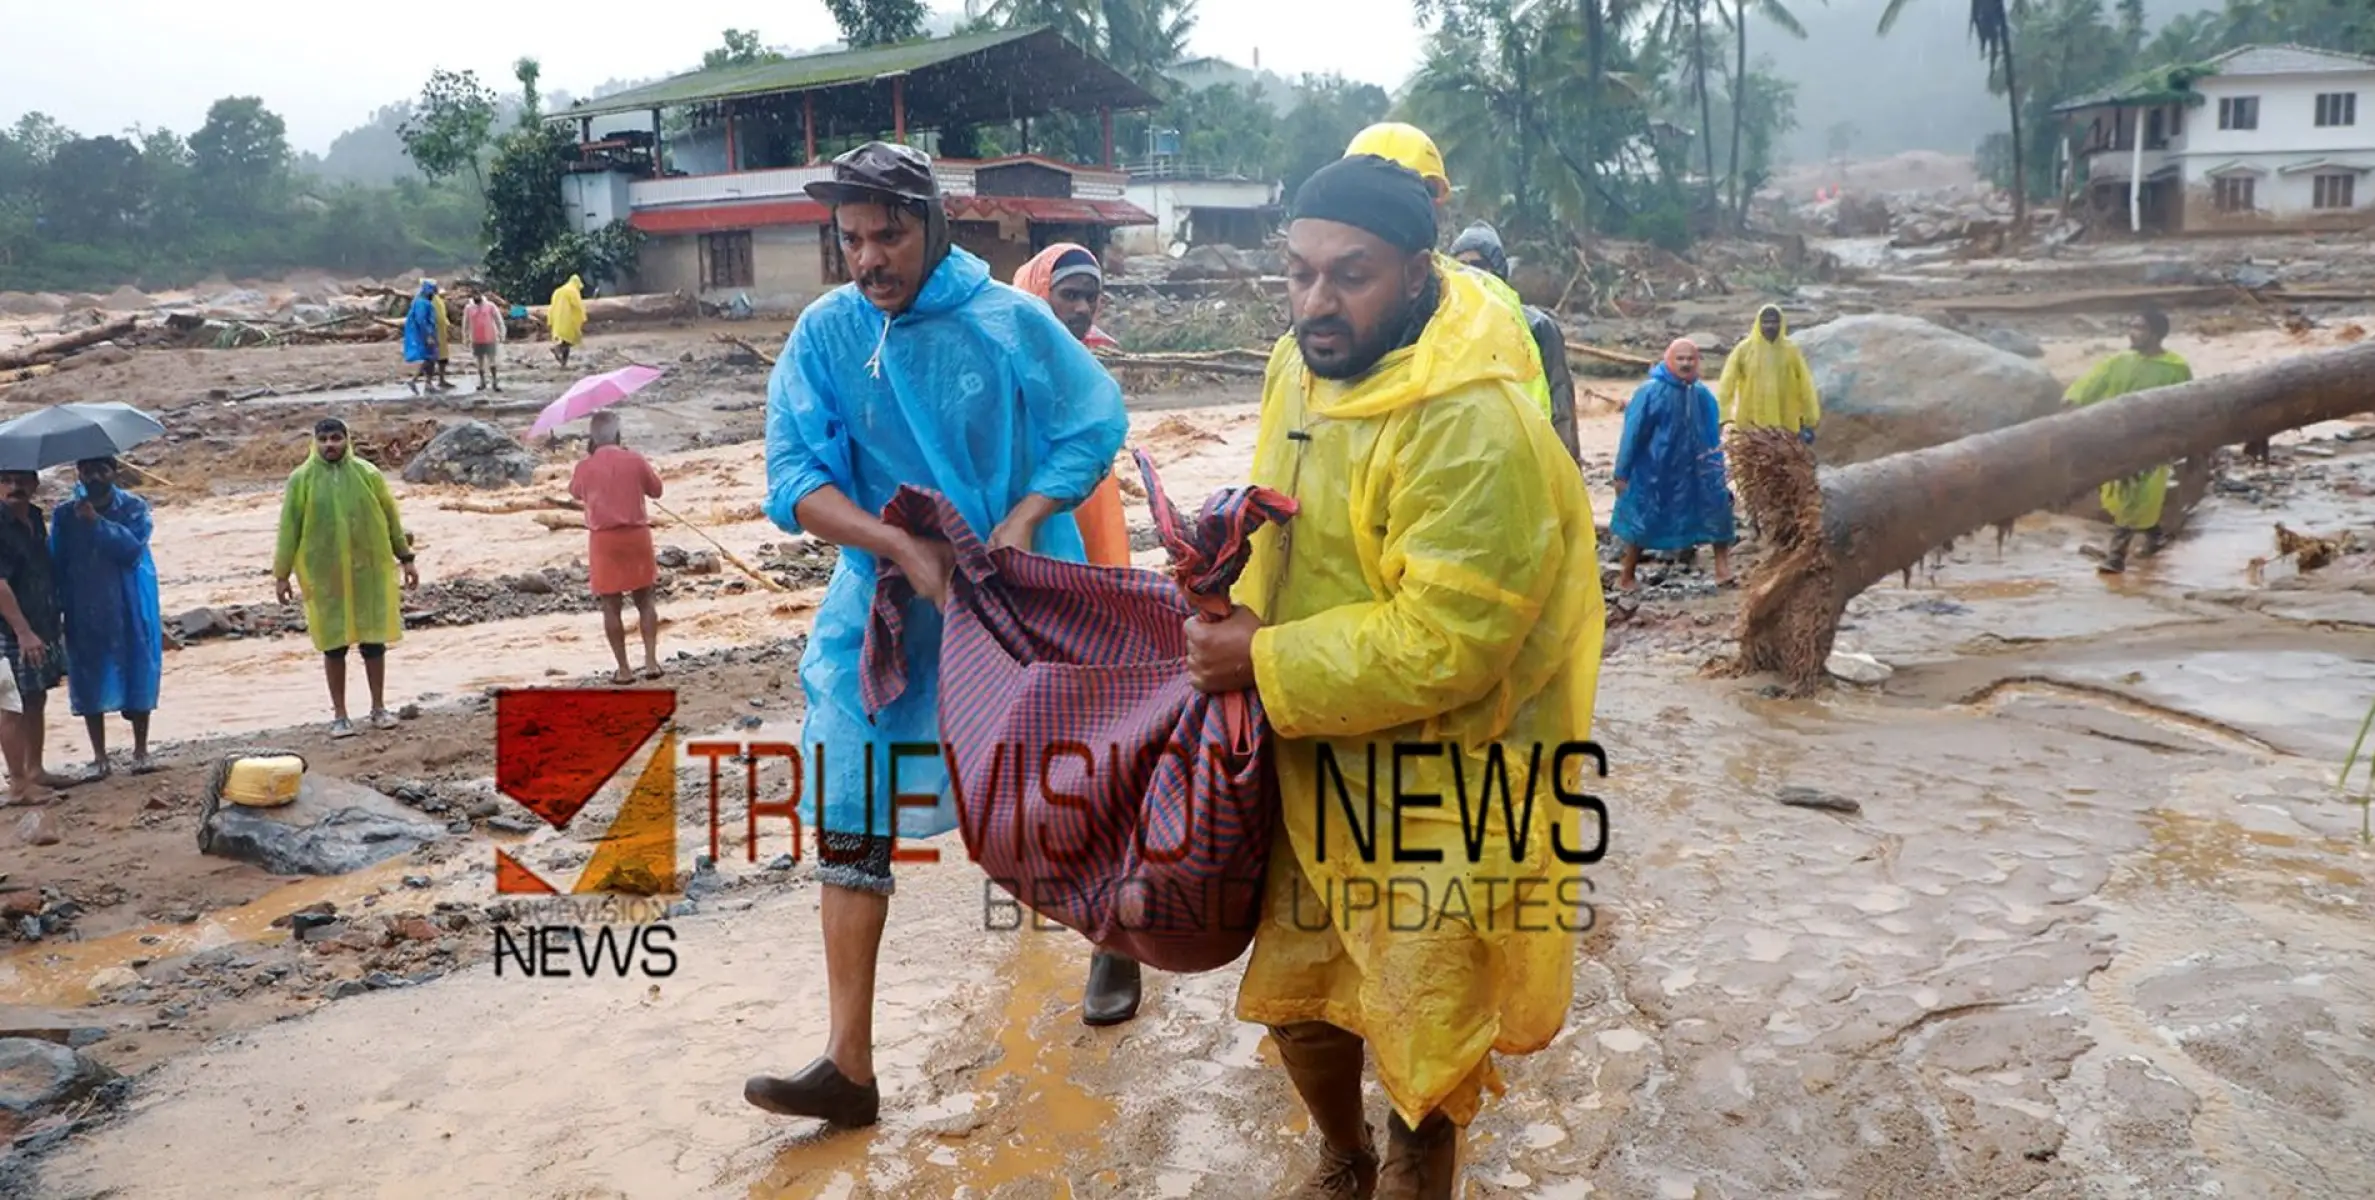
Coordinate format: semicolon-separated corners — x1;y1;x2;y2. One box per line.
198;773;453;876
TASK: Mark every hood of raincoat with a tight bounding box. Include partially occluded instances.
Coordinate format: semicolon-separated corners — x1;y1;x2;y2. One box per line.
1298;260;1532;423
1751;302;1788;340
1446;221;1509;279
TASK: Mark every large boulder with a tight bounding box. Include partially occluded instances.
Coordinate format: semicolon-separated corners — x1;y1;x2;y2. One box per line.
198;772;452;875
1794;314;2067;467
402;420;538;489
0;1038;119;1137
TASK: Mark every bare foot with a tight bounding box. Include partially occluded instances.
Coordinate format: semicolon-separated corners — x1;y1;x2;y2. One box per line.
130;753;159;775
38;771;85;790
1614;575;1639;592
640;664;664;681
611;668;636;685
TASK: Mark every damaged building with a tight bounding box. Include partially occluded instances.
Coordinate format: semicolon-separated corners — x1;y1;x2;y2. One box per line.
551;26;1160;305
2057;43;2375;235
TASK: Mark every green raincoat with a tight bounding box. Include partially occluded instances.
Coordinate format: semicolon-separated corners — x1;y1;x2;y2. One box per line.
273;449;411;652
2063;349;2193;530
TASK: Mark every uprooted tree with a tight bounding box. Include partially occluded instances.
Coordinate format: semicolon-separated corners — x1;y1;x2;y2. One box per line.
1729;340;2375;692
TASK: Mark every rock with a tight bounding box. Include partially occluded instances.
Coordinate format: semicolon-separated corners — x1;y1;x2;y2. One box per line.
199;773;453;876
14;811;59;847
363;971;409;990
86;967;141;995
685;552;721;576
508;572;555;595
1794;315;2067;467
487;815;538;835
1976;326;2045;359
0;891;39;919
1832;193;1892;237
330;980;369;1000
54;342;134;373
400;420;537;490
0;1038;119;1124
655;545;690;569
174;607;235;640
1825;650;1894;685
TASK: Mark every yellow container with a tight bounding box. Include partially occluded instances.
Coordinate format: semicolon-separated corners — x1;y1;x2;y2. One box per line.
222;756;305;808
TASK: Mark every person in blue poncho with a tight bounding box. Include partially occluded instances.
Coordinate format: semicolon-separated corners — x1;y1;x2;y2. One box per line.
743;142;1128;1129
49;457;162;777
1612;337;1737;591
401;280;441;396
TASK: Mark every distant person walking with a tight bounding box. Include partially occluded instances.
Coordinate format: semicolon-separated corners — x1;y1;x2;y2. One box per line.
0;470;66;804
568;411;666;683
402;281;442;395
273;418;419;737
49;457;162;778
431;283;455;391
1448;220;1581;464
1612;338;1736;590
2065;306;2193;574
549;274;587;368
465;288;507;392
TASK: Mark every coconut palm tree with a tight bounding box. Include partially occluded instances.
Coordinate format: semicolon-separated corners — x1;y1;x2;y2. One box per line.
1879;0;2026;224
1722;0;1812;224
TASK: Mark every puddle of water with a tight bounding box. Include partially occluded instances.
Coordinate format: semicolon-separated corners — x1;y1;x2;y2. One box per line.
0;858;415;1007
2136;810;2371;895
2049;649;2375;760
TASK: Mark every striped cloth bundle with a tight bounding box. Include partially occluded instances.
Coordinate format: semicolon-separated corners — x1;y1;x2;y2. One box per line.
860;452;1297;972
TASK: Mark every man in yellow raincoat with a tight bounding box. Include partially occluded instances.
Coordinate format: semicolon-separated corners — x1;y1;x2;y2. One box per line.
1716;303;1820;440
2064;306;2192;574
1342;123;1555;424
1185;154;1605;1199
549;274;587;367
273;418;419;738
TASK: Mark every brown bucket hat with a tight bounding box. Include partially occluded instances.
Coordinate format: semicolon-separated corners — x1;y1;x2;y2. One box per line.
803;141;941;208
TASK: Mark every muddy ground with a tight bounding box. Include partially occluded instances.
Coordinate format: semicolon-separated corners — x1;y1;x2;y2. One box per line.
2;238;2373;1198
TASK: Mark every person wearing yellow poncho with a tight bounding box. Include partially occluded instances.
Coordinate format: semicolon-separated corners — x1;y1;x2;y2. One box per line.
1717;303;1820;439
272;418;419;738
2064;306;2193;574
1343;122;1556;426
549;274;587;367
1185;155;1604;1199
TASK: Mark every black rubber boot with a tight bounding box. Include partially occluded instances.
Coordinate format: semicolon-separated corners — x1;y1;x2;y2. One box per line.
2099;527;2134;575
1082;951;1142;1027
743;1056;881;1127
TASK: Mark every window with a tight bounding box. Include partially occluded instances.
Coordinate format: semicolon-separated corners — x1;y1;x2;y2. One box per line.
2218;96;2260;131
700;231;753;290
2316;92;2359;127
2146;110;2168;149
2315;173;2358;210
2214;176;2257;213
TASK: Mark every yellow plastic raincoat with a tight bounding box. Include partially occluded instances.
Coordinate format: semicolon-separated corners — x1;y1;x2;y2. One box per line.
1717;304;1821;434
2064;348;2193;529
1233;262;1607;1129
549;275;587;347
431;294;453;360
273;449;411;653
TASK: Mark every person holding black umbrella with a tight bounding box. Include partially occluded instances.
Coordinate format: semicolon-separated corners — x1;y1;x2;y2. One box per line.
50;456;162;777
0;469;67;804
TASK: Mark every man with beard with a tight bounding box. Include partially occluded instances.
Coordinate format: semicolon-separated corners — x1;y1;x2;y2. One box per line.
2064;306;2193;573
0;470;66;804
1183;154;1606;1199
743;143;1128;1127
273;418;419;737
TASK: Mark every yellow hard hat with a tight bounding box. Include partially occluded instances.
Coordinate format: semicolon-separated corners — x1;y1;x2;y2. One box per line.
1344;123;1449;200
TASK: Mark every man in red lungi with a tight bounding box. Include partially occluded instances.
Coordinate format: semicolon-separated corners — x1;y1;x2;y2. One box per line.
568;410;665;682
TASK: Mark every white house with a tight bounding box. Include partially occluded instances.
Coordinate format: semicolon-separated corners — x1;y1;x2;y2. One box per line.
1117;165;1281;256
2055;43;2375;233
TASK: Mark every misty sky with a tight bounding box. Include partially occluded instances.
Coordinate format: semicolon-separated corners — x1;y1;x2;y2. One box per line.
4;1;1426;153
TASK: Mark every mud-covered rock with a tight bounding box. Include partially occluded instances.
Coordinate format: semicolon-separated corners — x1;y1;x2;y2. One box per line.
0;1038;119;1128
1794;314;2066;466
401;420;537;489
199;773;452;876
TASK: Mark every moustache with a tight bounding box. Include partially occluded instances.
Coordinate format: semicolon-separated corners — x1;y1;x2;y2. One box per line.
1295;317;1354;341
859;269;899;291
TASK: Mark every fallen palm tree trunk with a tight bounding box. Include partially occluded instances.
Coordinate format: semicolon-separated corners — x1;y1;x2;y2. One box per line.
1731;341;2375;691
0;317;138;370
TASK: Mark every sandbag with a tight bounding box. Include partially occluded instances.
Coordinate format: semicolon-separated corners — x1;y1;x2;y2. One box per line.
859;453;1296;972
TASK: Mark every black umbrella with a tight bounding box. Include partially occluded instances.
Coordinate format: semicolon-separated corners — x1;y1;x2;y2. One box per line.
0;403;167;472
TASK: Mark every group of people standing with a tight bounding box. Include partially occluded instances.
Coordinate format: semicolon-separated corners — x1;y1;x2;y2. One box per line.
0;458;163;804
739;125;1601;1199
399;273;590;396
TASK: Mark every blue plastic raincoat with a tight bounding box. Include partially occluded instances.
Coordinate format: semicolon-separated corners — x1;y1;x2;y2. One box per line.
402;283;438;364
764;245;1129;842
1612;363;1737;552
49;485;162;717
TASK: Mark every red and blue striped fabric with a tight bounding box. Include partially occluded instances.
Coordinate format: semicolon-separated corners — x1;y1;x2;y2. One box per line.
860;454;1296;972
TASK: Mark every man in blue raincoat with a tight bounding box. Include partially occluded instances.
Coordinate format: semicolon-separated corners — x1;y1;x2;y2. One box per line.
402;280;441;396
1612;337;1737;591
50;456;162;777
744;142;1129;1128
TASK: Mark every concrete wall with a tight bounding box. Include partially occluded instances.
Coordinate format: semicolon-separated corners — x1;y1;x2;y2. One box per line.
1118;178;1276;255
560;172;634;235
632;225;830;313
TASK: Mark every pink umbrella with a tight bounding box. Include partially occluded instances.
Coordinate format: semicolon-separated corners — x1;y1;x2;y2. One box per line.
528;363;665;438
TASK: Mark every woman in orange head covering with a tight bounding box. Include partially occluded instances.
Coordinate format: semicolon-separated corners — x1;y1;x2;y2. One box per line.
1014;244;1132;567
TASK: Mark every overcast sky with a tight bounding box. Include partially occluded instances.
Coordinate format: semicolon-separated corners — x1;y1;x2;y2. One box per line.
4;2;1426;153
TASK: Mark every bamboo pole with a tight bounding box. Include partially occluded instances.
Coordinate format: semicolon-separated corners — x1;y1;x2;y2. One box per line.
650;498;788;593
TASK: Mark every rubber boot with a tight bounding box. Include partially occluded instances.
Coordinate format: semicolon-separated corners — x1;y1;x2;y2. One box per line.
1082;951;1142;1027
1271;1022;1378;1199
1377;1111;1459;1200
2099;527;2134;575
2139;524;2166;559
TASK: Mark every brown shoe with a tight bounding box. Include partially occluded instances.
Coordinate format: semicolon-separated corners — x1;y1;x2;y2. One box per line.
743;1056;880;1127
1273;1022;1378;1199
1285;1135;1379;1199
1376;1111;1458;1199
1082;951;1142;1026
